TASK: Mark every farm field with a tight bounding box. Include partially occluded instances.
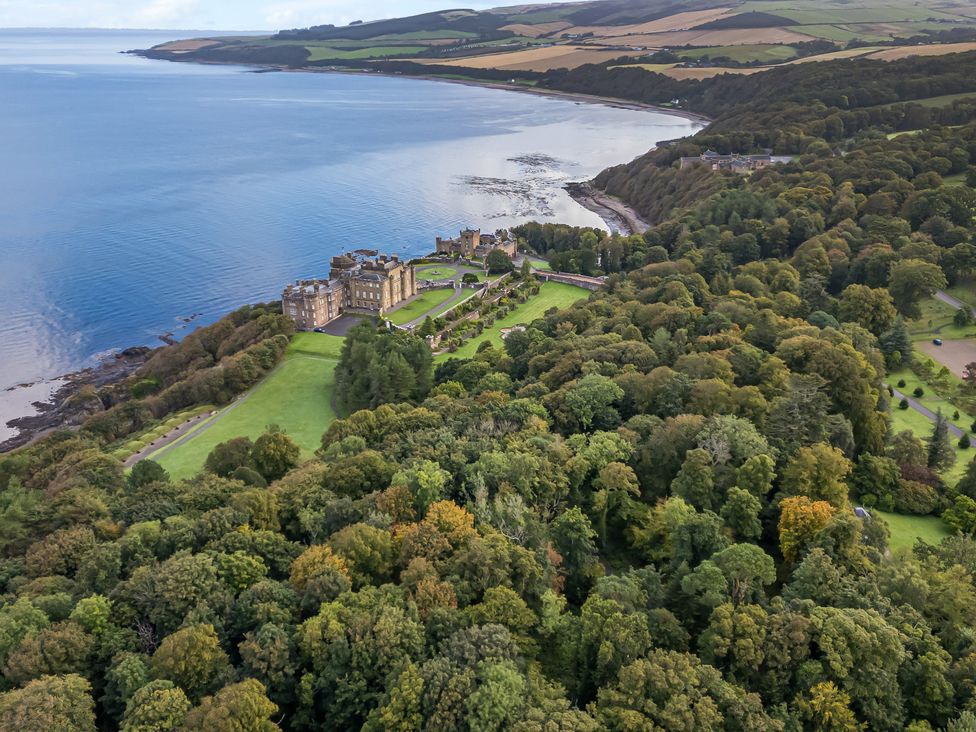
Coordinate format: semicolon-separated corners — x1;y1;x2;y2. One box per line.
439;282;588;360
305;45;426;61
414;45;644;72
868;42;976;61
562;8;737;37
875;510;952;553
152;333;341;480
677;43;799;63
388;288;456;325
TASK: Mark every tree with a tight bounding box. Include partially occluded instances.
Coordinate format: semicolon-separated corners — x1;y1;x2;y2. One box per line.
149;624;232;701
721;488;763;540
251;430;300;482
183;679;278;732
837;284;896;335
594;650;725;730
878;317;913;369
121;680;191;732
486;249;515;274
779;496;836;563
888;259;947;319
205;437;255;477
288;545;351;611
671;448;717;511
781;443;852;508
796;681;864;732
128;459;169;488
928;410;956;472
592;461;640;549
0;674;96;732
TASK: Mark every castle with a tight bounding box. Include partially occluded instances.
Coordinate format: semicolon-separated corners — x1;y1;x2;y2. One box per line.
282;252;417;330
435;228;517;259
679;150;794;173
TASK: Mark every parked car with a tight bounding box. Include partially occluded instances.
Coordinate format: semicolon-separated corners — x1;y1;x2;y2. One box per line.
933;338;943;346
313;327;326;333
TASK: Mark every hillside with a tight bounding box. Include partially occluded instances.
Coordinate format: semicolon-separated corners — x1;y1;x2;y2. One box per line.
142;0;976;76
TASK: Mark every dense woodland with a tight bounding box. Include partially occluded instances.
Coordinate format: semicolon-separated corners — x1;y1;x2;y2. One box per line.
6;49;976;731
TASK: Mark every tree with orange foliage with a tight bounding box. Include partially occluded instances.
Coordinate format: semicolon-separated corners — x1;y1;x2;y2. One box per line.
778;496;836;563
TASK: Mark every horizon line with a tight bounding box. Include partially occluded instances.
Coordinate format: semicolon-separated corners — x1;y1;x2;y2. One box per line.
0;26;273;33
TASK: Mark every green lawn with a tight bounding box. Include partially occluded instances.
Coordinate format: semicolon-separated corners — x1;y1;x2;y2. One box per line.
440;282;588;361
388;288;456;325
152;333;341;480
903;92;976;108
907;296;976;342
111;405;214;462
677;44;798;63
888;403;971;487
415;265;485;282
528;257;552;272
876;510;952;552
945;278;976;310
944;172;968;186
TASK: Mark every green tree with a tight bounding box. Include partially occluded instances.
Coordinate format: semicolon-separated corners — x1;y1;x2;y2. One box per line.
128;459;169;488
0;674;96;732
888;259;947;319
183;679;278;732
781;443;852;508
671;448;716;511
928;410;956;472
251;430;300;482
592;461;640;549
595;650;725;730
121;680;191;732
149;624;231;701
721;487;763;540
486;249;515;274
204;436;255;477
837;284;896;335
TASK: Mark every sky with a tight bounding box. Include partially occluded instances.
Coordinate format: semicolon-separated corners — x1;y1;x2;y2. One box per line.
0;0;508;31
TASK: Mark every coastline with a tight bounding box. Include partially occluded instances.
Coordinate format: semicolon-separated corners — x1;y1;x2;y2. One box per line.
130;52;714;125
565;182;652;236
1;51;692;452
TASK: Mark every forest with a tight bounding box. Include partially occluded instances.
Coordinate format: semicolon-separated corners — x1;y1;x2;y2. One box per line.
5;48;976;731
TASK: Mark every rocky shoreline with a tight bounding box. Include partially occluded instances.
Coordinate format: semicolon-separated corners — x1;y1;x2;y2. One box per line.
0;347;152;453
566;182;652;236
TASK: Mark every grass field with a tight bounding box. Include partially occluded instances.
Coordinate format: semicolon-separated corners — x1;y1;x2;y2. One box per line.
893;92;976;108
528;258;552;272
876;510;952;552
888;393;971;487
440;282;588;361
907;297;976;342
388;288;456;325
677;43;798;63
305;45;426;61
415;265;485;282
946;279;976;310
153;333;341;480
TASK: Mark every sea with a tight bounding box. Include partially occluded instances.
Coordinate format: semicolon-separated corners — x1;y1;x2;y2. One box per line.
0;28;703;440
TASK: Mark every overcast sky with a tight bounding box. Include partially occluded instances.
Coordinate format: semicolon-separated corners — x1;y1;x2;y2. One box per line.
0;0;508;30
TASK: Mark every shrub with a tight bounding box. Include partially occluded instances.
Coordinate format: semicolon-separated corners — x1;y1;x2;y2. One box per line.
897;379;906;388
894;479;939;515
954;410;960;420
913;387;925;397
899;399;910;410
960;435;972;450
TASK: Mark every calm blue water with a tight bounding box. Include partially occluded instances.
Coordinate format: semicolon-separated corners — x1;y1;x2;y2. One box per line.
0;29;701;395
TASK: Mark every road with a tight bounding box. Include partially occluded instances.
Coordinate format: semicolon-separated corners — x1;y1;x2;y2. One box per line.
889;386;975;446
935;289;976;315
